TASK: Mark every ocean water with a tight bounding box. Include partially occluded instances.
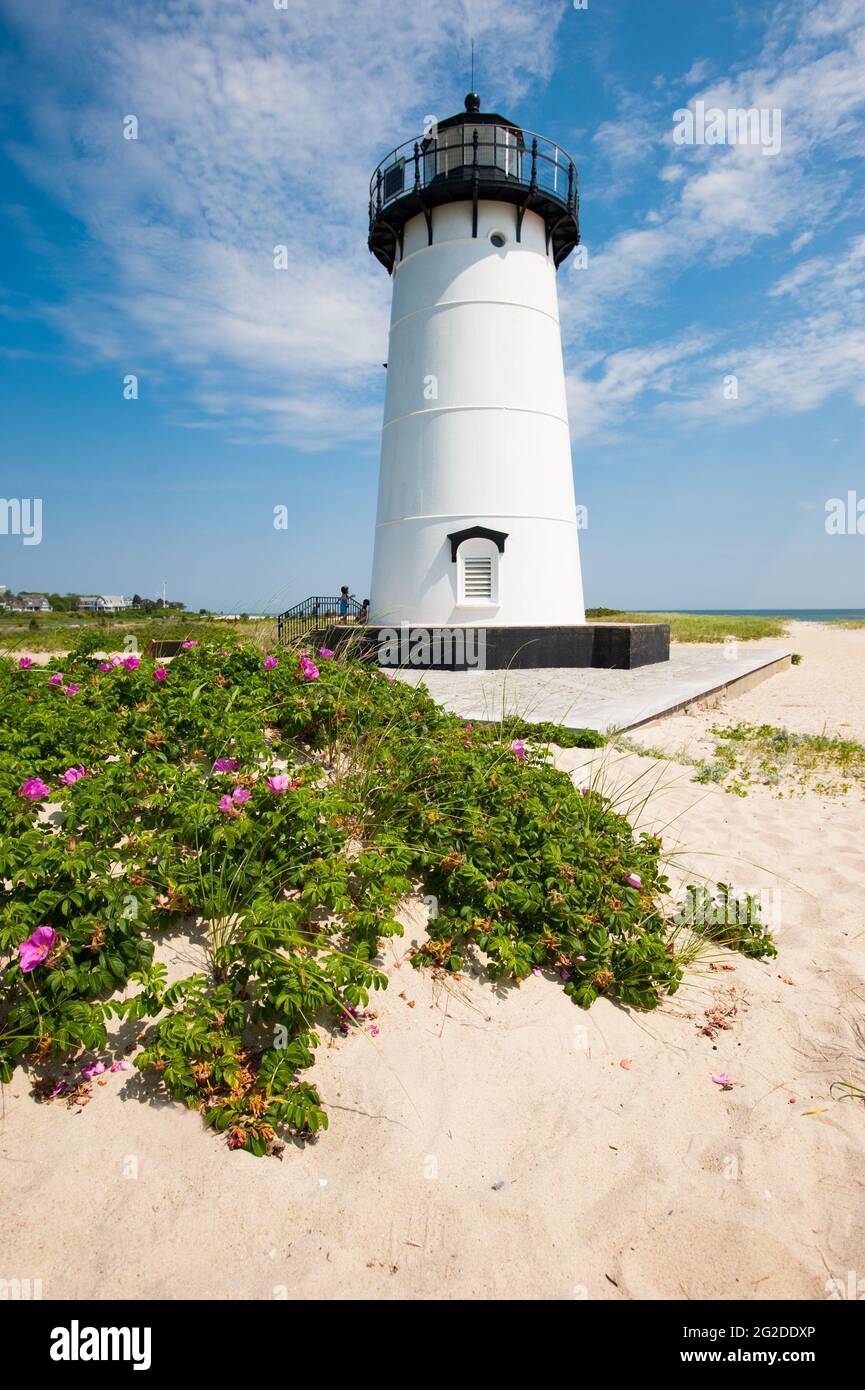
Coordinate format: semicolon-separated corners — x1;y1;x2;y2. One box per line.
661;610;865;623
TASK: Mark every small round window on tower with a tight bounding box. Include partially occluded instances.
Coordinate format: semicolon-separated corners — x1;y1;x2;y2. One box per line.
489;230;507;248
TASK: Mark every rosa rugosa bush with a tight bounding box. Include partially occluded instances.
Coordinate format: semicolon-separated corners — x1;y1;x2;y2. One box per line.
0;641;686;1155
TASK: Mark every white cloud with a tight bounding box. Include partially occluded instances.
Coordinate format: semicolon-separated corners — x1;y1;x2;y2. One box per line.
559;0;865;441
682;58;712;86
566;334;712;440
652;234;865;425
0;0;565;447
4;0;865;455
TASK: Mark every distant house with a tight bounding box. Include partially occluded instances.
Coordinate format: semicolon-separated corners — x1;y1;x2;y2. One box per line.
78;595;130;613
18;592;51;612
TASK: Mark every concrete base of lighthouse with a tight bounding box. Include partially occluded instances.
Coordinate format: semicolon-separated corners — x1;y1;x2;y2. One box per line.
310;623;670;671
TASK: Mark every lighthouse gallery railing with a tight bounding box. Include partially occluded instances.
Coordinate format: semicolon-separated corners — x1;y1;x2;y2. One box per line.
369;124;578;227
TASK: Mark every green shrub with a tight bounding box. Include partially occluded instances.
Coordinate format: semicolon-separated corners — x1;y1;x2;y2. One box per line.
0;645;685;1153
675;882;777;958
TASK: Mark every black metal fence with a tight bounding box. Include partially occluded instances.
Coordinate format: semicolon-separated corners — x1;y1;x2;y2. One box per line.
277;595;363;645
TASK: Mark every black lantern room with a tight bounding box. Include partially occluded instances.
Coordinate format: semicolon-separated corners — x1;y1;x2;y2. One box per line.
368;93;580;274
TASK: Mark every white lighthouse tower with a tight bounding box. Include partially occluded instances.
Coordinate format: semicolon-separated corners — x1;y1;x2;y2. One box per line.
368;93;585;645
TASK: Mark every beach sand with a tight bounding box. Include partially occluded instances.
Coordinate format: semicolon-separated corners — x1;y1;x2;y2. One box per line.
2;621;864;1300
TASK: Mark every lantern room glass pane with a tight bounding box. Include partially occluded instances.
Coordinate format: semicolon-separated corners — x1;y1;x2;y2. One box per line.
424;123;522;183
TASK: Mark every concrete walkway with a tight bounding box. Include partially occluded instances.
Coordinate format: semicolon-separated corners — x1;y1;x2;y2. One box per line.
396;645;793;733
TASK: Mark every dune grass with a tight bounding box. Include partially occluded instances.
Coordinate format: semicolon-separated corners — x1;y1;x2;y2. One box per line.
614;720;865;797
585;609;789;642
710;721;865;792
0;610;273;655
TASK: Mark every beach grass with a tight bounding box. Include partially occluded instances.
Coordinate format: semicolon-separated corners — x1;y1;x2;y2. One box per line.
0;609;274;655
585;609;789;642
710;720;865;789
613;720;865;797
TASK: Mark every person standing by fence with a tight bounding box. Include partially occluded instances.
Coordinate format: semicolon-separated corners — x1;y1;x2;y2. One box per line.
337;586;354;623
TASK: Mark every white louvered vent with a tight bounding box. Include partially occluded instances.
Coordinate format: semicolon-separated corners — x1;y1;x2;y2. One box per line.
463;555;493;600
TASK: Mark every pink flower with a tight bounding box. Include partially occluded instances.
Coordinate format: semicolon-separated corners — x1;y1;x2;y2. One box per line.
181;640;198;649
511;739;527;761
712;1073;733;1090
18;925;58;972
19;776;51;801
560;970;571;981
267;774;289;794
81;1060;106;1080
264;655;279;670
232;786;251;804
625;873;642;889
576;954;587;962
531;966;542;976
218;794;236;815
299;657;319;682
153;667;168;682
98;662;112;673
580;786;590;795
370;1025;380;1037
111;656;124;667
63;684;80;696
213;757;238;772
50;1080;69;1098
318;648;334;660
49;672;63;686
377;669;395;682
60;766;87;786
18;656;33;669
110;1059;131;1073
123;656;140;671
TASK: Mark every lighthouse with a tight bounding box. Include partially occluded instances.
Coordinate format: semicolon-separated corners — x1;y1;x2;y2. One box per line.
368;93;585;643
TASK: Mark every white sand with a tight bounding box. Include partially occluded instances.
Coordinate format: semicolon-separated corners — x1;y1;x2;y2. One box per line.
2;621;864;1299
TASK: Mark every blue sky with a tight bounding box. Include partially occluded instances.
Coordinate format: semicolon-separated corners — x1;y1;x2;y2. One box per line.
1;0;863;612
